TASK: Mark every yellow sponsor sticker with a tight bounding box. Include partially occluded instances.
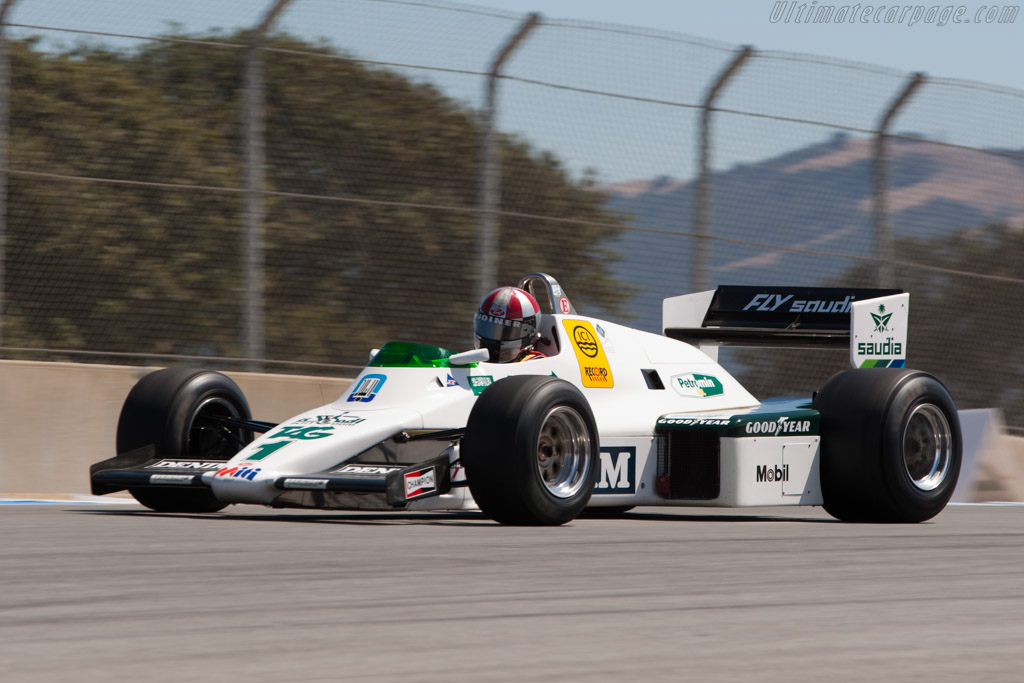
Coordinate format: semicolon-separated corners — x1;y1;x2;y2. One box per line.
562;320;614;388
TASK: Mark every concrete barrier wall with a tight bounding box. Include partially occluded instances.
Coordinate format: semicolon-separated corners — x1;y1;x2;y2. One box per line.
0;360;353;495
2;360;1022;501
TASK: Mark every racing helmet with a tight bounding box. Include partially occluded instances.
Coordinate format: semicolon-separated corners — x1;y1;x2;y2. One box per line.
474;286;541;363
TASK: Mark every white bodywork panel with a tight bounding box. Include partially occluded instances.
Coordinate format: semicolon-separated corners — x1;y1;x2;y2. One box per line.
589;434;822;508
204;314;761;507
850;292;909;369
719;436;822;506
661;290;719;361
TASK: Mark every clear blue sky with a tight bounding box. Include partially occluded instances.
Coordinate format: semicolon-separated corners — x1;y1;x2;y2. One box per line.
10;0;1021;89
469;0;1024;89
6;0;1022;182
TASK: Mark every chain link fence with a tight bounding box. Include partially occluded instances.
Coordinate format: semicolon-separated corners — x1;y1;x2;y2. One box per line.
1;0;1022;427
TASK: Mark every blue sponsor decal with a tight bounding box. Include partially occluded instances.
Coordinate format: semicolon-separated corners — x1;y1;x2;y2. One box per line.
348;373;387;403
446;374;459;387
594;446;636;494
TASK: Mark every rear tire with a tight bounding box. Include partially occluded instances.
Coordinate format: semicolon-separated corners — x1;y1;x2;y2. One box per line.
814;368;961;522
462;376;598;525
118;367;252;513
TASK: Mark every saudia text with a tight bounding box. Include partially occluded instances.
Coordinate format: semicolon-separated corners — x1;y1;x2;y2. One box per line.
857;338;902;355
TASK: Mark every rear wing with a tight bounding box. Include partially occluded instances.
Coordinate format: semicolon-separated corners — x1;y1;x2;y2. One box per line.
663;286;909;369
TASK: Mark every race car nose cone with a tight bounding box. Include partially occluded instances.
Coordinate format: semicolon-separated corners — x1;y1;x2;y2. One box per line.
206;463;279;503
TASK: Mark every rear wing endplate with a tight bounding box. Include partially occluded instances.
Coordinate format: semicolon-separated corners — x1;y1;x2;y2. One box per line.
663;286;909;369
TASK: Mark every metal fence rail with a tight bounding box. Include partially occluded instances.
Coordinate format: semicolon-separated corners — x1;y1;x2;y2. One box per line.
0;0;1022;426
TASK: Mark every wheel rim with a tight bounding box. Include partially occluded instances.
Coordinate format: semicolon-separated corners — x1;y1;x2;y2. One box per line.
535;405;592;499
187;397;244;460
902;403;953;492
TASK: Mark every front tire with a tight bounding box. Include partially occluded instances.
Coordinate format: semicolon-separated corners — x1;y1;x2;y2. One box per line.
814;368;961;522
462;376;599;525
118;367;252;513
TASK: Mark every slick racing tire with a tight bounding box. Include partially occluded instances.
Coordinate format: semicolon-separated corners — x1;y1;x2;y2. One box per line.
814;368;961;523
118;367;252;513
462;375;599;526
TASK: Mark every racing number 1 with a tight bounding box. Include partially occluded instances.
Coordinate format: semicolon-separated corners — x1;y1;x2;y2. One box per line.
245;426;334;461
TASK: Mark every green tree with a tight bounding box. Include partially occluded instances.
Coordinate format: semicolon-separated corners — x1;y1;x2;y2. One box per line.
5;32;631;367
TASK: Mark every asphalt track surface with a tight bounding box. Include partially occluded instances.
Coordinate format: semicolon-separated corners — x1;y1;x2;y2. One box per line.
3;503;1024;683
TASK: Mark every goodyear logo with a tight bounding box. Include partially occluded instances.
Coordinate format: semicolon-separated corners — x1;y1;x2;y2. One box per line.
562;320;613;389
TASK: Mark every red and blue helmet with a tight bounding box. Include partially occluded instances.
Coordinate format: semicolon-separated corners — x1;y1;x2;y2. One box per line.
474;286;541;362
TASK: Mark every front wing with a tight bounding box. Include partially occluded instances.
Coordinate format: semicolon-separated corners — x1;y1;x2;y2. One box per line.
90;450;454;508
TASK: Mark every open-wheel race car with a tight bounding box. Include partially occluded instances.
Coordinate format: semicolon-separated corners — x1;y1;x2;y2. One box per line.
91;273;962;525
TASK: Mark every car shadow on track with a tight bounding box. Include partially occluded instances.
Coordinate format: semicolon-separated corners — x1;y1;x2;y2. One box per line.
72;507;840;525
73;508;490;526
589;511;838;524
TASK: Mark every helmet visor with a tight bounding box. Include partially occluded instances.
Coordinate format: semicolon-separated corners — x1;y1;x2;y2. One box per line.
474;335;527;363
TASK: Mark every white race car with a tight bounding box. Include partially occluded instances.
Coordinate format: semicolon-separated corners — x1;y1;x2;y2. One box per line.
91;273;961;525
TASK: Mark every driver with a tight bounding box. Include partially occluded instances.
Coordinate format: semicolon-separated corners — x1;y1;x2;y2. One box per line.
474;286;545;362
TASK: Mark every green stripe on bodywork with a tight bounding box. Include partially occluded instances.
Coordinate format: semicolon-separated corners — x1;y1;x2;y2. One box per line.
860;358;904;368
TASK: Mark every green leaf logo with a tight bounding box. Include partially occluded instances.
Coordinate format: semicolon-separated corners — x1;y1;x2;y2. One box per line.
870;303;892;332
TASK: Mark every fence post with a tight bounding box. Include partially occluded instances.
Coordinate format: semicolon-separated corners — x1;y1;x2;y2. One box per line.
243;0;292;372
476;12;540;306
874;72;925;288
694;45;752;294
0;0;19;351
